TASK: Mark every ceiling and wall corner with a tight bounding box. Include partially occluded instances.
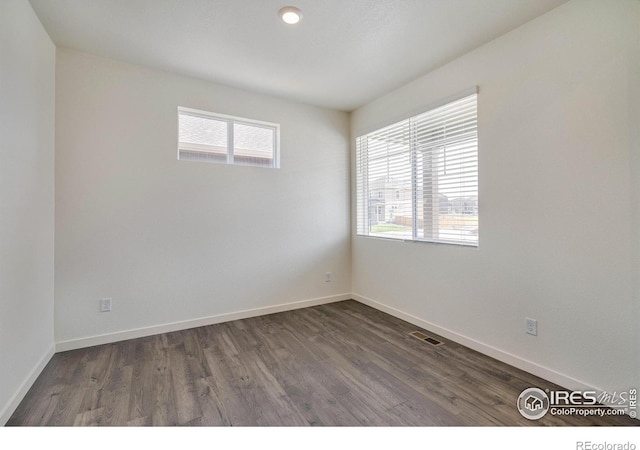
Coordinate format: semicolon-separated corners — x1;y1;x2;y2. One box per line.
27;0;569;111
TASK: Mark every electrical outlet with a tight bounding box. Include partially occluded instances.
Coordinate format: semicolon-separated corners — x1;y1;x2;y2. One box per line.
325;272;332;283
526;317;537;336
100;298;112;312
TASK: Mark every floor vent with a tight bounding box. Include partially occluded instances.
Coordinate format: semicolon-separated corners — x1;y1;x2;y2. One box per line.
410;331;444;346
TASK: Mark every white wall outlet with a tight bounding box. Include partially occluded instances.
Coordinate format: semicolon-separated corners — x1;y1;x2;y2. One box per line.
325;272;332;283
526;317;537;336
100;298;112;312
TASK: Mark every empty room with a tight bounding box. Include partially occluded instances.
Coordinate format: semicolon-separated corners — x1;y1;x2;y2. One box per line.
1;0;638;440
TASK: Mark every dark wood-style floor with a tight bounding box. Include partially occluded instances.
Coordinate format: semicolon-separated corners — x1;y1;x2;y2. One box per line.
7;300;637;426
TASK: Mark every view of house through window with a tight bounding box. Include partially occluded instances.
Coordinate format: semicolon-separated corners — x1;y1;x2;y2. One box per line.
178;107;279;168
356;92;478;246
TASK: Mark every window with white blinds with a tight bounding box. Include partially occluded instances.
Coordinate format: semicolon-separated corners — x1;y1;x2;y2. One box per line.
356;92;478;246
178;107;279;168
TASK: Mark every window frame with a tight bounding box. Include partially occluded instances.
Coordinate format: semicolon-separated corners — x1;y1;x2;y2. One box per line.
355;89;478;247
177;106;280;168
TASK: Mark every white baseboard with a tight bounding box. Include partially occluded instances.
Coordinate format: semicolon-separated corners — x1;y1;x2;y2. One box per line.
352;292;604;394
0;343;55;426
56;293;351;352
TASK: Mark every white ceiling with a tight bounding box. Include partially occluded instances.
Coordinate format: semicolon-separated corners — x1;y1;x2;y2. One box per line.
29;0;568;111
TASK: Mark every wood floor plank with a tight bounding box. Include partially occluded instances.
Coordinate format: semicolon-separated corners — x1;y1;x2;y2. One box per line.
241;351;308;426
251;330;302;391
306;334;406;410
149;338;178;426
74;407;106;426
47;385;88;426
127;416;151;426
5;383;62;426
182;329;212;380
128;359;156;424
202;348;259;425
168;345;202;425
103;363;134;425
192;377;228;426
390;400;464;426
334;391;407;426
8;300;638;427
281;379;361;426
272;330;351;397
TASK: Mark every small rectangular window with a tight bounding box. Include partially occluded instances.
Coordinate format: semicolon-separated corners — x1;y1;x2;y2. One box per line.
356;91;478;246
178;107;279;168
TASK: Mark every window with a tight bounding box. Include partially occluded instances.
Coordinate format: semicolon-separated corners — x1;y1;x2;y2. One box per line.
356;91;478;246
178;107;279;168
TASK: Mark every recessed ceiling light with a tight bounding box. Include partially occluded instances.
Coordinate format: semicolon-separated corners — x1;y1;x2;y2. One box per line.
279;6;302;25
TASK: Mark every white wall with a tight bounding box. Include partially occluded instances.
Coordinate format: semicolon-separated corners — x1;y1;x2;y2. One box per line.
55;49;351;348
0;0;56;425
352;0;639;395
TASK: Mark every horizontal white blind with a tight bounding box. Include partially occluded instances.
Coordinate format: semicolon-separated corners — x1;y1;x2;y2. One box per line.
178;107;279;168
356;93;478;246
233;122;276;168
178;112;228;163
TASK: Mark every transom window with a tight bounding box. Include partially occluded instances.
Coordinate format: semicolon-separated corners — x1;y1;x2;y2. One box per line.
356;91;478;246
178;107;280;168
